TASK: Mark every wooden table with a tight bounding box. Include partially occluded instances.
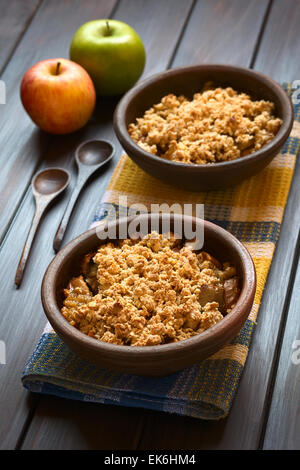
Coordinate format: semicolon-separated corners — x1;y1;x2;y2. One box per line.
1;0;300;450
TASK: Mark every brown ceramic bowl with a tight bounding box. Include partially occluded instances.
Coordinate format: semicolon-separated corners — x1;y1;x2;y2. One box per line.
41;213;256;376
113;64;293;191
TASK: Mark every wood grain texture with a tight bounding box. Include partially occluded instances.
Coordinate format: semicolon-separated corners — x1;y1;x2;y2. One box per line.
20;395;145;450
263;246;300;449
254;0;300;82
0;0;41;74
172;0;270;68
0;0;194;450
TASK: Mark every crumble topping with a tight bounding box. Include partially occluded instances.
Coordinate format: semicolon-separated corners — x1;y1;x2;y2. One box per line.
128;83;282;164
61;233;240;346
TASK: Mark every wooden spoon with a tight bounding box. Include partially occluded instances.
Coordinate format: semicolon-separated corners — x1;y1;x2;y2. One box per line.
15;168;70;287
53;139;114;252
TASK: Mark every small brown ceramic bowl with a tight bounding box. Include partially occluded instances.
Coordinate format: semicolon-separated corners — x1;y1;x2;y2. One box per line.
41;213;256;376
113;64;293;191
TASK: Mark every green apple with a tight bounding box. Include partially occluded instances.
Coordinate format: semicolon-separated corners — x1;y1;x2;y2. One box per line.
70;19;146;96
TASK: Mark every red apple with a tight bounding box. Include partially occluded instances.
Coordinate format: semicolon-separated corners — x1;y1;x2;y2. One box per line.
20;58;96;134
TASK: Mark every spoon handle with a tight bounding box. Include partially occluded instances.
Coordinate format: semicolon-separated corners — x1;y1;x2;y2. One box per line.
53;174;89;252
15;202;47;287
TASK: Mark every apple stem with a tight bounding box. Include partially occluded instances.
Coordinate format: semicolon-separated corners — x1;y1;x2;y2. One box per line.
55;62;61;75
105;20;111;36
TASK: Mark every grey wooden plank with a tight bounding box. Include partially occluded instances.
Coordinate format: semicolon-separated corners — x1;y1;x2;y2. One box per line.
0;0;41;74
254;0;300;82
263;246;300;449
0;0;194;450
19;395;145;450
172;0;269;68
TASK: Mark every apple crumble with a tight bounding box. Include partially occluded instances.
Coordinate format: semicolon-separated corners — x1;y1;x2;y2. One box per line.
61;233;240;346
128;84;282;164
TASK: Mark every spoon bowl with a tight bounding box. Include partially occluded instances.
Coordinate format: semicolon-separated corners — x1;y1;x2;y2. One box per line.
76;140;114;166
33;168;70;196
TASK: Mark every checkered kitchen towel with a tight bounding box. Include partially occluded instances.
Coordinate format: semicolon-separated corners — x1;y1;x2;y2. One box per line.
22;85;300;419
